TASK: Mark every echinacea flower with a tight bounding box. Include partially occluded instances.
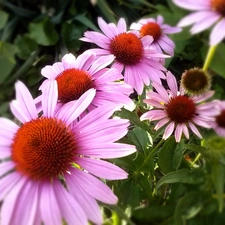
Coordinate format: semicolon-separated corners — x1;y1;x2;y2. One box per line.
140;71;217;142
210;100;225;136
40;51;135;111
181;67;212;95
0;81;136;225
172;0;225;46
80;17;169;95
130;15;181;56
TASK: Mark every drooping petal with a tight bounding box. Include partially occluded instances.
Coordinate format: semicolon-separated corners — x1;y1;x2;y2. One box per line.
163;122;175;140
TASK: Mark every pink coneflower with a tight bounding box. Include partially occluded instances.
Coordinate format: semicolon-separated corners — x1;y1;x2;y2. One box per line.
211;100;225;136
0;81;136;225
130;15;181;56
172;0;225;46
40;51;135;111
140;71;217;142
80;17;169;95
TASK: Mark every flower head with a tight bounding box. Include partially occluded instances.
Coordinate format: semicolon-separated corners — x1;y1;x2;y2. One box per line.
0;81;136;225
140;71;216;142
210;100;225;136
173;0;225;46
40;52;135;111
130;15;181;56
80;17;169;95
181;67;212;95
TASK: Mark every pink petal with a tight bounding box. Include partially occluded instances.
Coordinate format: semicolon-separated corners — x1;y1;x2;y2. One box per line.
174;124;183;142
57;88;96;125
0;161;15;177
54;180;87;225
163;122;175;140
40;182;62;225
166;71;178;96
41;63;64;79
65;175;102;225
75;157;128;180
172;0;210;10
210;19;225;46
188;122;202;138
70;168;118;204
62;53;76;69
41;80;58;118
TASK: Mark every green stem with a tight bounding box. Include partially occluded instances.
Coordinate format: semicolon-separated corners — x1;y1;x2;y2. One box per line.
138;139;164;172
202;45;218;71
190;153;201;167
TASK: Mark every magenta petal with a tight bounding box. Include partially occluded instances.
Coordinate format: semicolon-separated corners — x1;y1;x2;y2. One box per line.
75;157;128;180
70;168;118;204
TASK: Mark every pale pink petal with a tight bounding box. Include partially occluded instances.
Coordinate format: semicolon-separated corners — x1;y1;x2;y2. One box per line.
174;124;183;142
0;172;22;201
89;55;115;74
42;80;58;118
155;117;170;130
163;122;175;140
193;91;214;103
98;17;118;39
74;51;96;71
210;19;225;46
1;175;27;225
0;118;19;133
54;180;87;225
166;71;178;96
192;117;211;128
152;82;170;102
62;53;76;69
117;18;127;33
0;146;12;158
76;143;136;158
12;81;37;122
41;63;64;79
190;13;220;34
66;175;102;225
7;180;39;225
140;110;167;121
182;124;190;139
172;0;210;10
57;88;96;125
70;168;118;204
40;182;62;225
0;161;15;177
111;61;124;72
189;122;202;138
75;157;128;180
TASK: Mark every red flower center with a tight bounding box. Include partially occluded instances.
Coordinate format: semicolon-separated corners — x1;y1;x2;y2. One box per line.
110;33;143;65
216;109;225;128
211;0;225;16
56;68;93;103
166;95;196;123
140;22;161;41
11;118;76;180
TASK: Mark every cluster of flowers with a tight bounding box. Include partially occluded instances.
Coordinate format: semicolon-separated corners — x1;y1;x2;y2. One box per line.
1;0;225;224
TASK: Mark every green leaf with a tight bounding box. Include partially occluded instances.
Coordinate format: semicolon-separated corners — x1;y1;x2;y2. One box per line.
96;0;117;23
105;205;135;225
0;10;9;29
74;14;100;32
0;41;18;84
29;18;58;46
15;35;38;60
156;168;205;191
127;127;152;153
173;191;209;225
115;108;152;134
158;136;184;173
61;22;82;52
211;164;225;212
